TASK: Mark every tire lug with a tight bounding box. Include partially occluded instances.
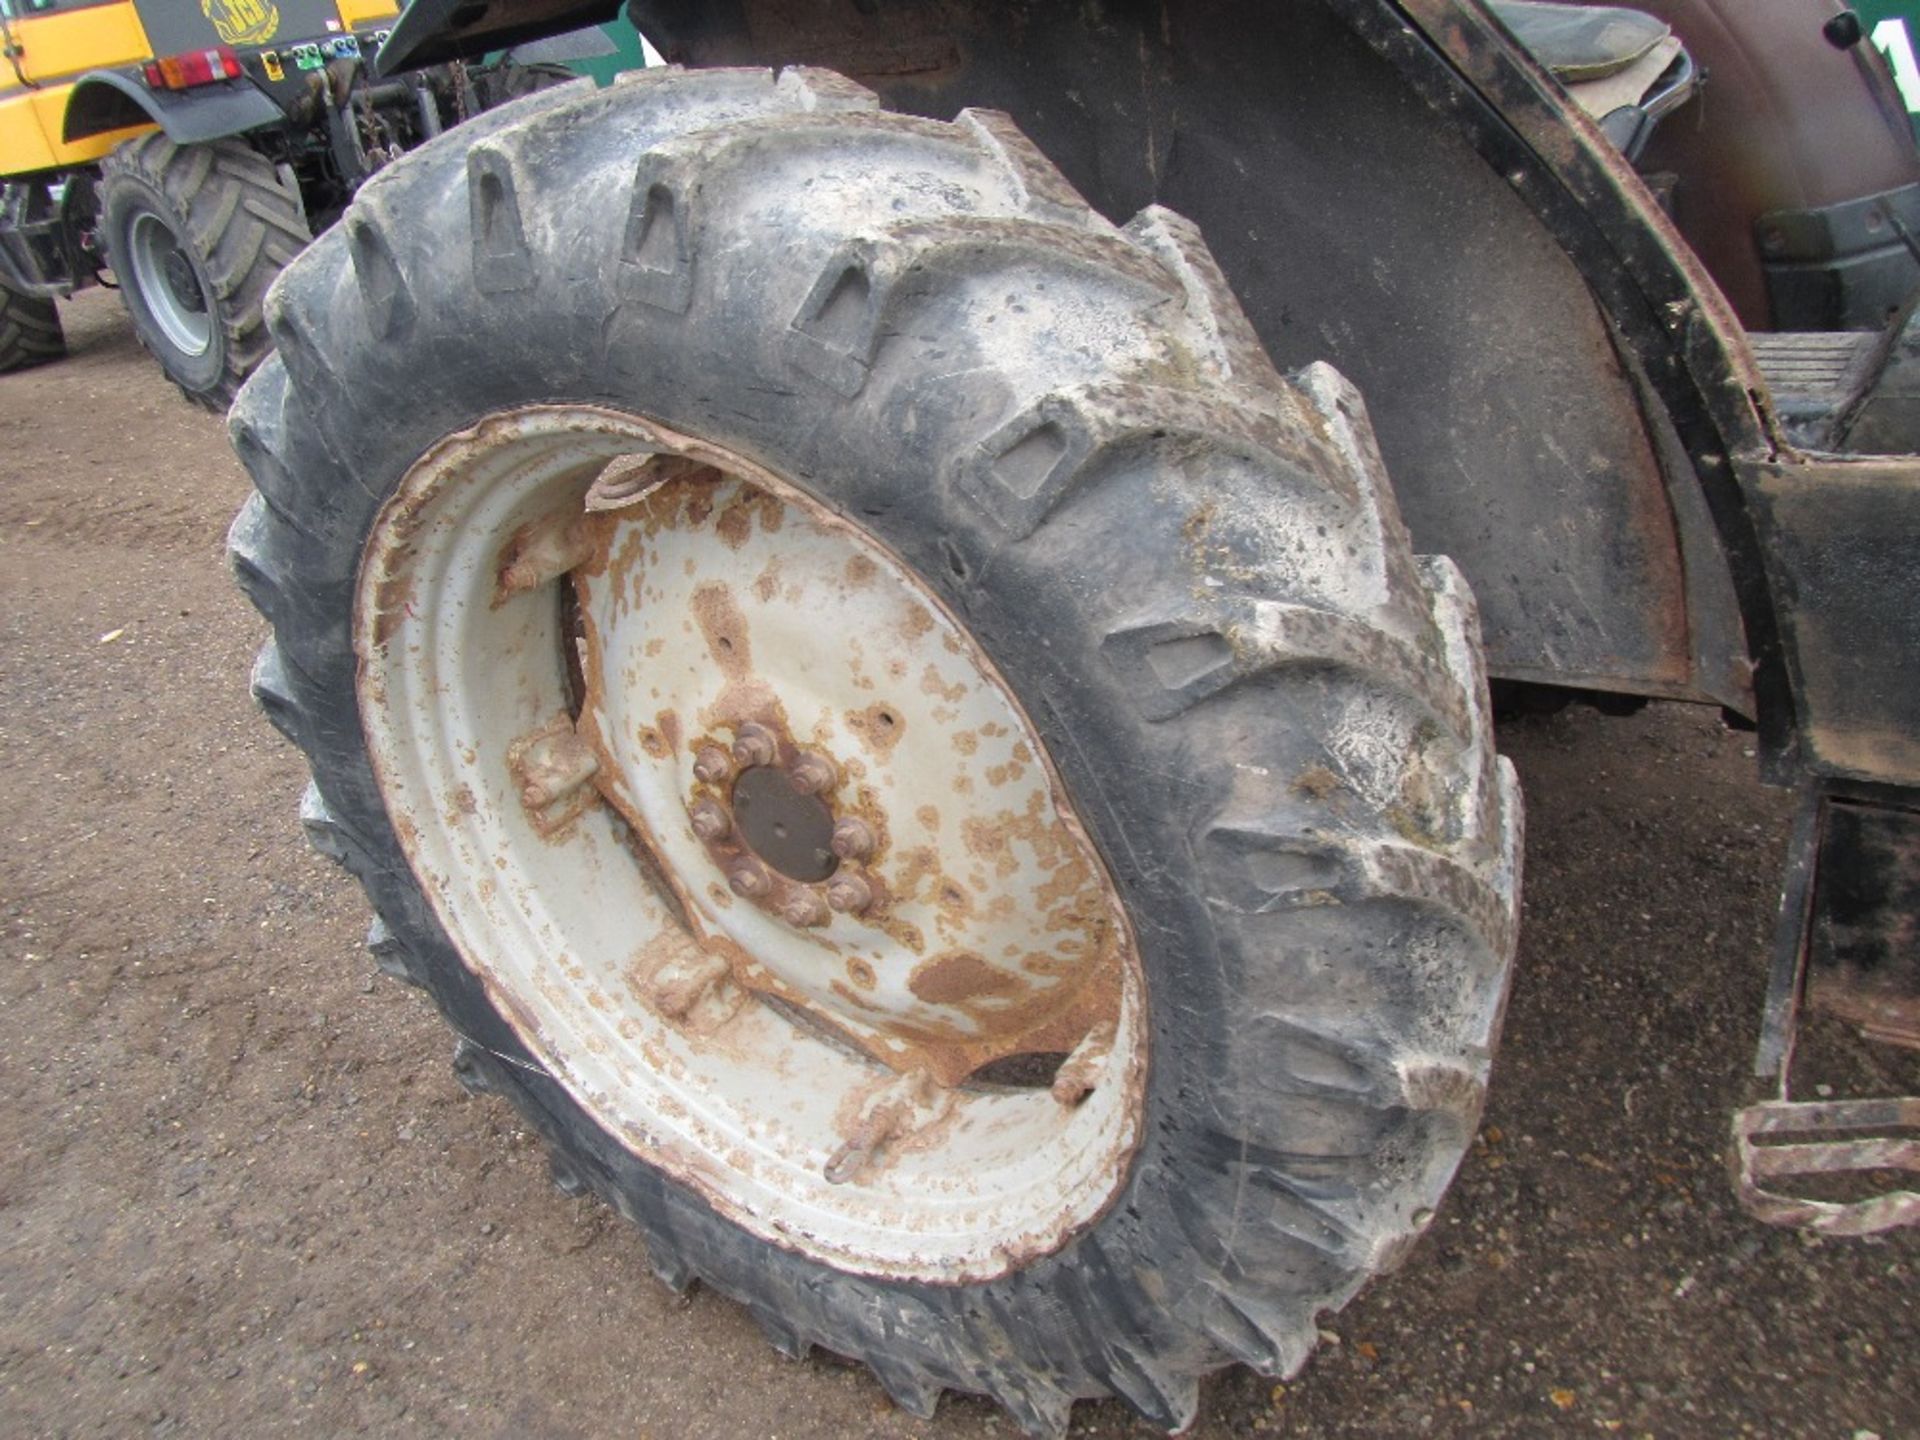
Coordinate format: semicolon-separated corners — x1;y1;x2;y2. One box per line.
692;744;734;784
830;816;874;861
689;798;731;841
826;873;872;915
728;858;772;898
779;889;829;928
788;750;837;795
732;721;777;768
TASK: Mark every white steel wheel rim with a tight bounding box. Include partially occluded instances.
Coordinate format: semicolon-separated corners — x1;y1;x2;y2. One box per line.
355;405;1147;1281
126;211;211;357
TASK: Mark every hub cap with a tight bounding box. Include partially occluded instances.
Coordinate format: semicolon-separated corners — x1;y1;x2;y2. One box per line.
356;406;1146;1280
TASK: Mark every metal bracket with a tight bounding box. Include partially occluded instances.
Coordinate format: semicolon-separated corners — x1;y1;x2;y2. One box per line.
1733;790;1920;1234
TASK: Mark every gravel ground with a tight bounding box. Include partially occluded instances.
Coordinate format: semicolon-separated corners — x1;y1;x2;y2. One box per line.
1;289;1913;1439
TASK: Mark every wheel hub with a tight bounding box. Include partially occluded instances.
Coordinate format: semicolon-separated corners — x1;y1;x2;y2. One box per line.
354;405;1146;1280
729;762;837;882
161;248;206;313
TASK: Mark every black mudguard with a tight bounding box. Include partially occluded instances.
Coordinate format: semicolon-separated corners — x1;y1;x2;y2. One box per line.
63;71;285;147
375;0;622;74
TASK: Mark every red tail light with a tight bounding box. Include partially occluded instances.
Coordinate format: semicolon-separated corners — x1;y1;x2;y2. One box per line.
142;47;244;92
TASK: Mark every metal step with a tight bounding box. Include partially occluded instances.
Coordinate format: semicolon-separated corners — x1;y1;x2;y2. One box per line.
1749;330;1885;449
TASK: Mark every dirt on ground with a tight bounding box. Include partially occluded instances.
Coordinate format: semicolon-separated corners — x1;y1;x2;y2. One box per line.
0;289;1913;1440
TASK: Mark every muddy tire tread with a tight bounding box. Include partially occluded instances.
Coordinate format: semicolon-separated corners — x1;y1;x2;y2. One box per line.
0;285;64;372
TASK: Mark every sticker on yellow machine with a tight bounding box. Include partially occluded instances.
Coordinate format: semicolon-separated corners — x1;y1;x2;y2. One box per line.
132;0;345;55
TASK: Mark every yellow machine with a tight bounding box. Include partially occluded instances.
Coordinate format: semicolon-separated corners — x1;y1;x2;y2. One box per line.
0;0;487;405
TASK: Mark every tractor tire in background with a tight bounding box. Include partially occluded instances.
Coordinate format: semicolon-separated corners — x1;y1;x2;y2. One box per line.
228;70;1521;1435
100;134;309;410
0;284;64;372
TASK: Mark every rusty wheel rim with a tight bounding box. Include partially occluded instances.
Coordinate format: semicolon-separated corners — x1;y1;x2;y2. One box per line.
355;406;1146;1280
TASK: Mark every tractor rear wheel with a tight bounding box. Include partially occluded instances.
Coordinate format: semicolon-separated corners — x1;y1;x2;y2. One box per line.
0;284;64;373
229;69;1521;1435
101;134;308;410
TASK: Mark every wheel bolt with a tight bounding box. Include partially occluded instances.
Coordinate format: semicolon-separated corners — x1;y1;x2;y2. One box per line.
779;890;829;928
788;751;836;795
728;859;771;898
593;452;657;499
830;817;874;861
732;722;777;768
826;873;873;915
689;799;730;841
693;745;733;784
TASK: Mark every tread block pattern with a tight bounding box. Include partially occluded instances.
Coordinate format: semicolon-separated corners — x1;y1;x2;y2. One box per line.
784;215;1177;398
467;145;535;293
959;380;1347;540
346;208;415;341
0;286;65;372
620;155;696;313
1103;599;1473;741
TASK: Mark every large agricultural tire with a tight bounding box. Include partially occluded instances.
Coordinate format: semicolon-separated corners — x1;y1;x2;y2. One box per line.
229;69;1521;1435
0;284;64;372
100;133;309;410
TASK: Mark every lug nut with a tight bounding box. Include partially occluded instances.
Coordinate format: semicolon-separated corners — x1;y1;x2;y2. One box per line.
689;799;730;841
693;745;733;784
733;722;777;768
728;859;772;898
779;890;829;928
830;817;874;861
788;751;837;795
826;873;873;915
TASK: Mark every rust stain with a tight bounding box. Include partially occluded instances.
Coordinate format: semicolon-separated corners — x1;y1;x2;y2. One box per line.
963;815;1017;878
916;803;941;831
900;604;935;640
656;708;682;754
845;554;878;587
752;557;783;602
1294;764;1341;800
846;702;906;758
714;494;753;550
830;979;884;1012
910;950;1026;1006
953;730;979;756
891;845;943;904
920;662;966;703
846;958;877;990
690;581;750;678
